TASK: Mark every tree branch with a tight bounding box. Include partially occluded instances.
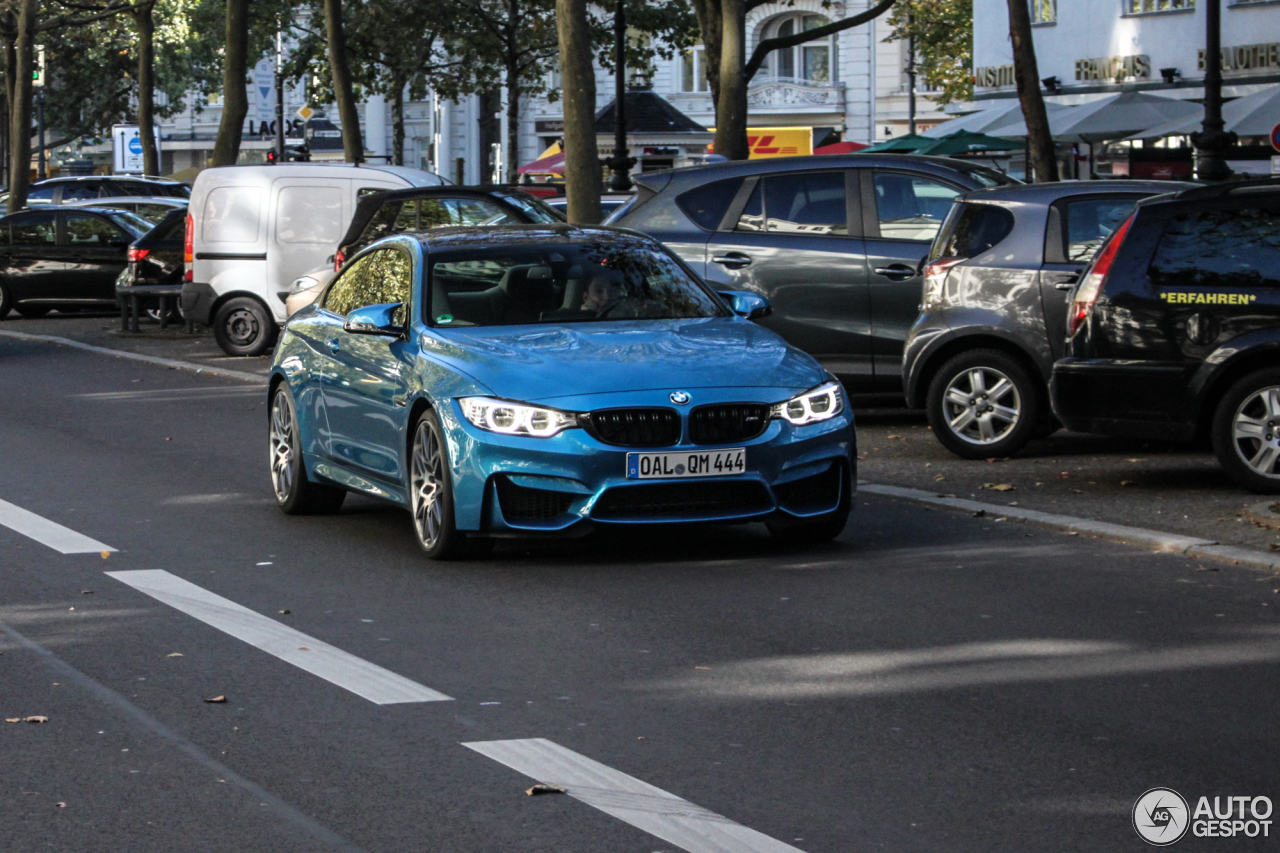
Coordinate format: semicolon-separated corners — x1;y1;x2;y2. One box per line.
743;0;895;82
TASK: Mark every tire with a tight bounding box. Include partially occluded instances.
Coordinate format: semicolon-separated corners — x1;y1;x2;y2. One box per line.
0;282;10;320
767;507;850;544
408;410;476;560
269;384;346;514
14;305;50;318
1212;367;1280;494
926;349;1042;460
214;297;277;357
146;302;184;324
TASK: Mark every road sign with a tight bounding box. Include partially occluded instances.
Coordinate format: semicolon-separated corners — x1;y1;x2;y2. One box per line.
1271;123;1280;153
296;105;315;121
112;124;161;174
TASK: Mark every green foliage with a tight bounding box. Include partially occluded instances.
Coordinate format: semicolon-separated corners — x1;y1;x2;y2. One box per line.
597;0;700;76
885;0;972;106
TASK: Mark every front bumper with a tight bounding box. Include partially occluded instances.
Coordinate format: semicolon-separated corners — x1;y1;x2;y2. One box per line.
439;398;856;534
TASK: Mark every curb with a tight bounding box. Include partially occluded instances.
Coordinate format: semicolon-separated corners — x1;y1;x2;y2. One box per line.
860;482;1280;573
0;329;268;384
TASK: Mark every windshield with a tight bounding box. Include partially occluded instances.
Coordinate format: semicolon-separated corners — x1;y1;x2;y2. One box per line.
107;210;155;238
499;193;565;223
427;241;727;327
959;163;1021;188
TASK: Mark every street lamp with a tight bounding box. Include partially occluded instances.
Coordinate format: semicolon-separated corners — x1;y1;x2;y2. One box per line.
607;0;635;193
1192;0;1235;182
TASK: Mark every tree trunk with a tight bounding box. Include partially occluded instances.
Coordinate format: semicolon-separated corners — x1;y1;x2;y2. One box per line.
1006;0;1057;182
391;79;405;166
689;0;722;108
555;0;601;223
8;0;35;212
4;28;16;190
323;0;364;163
713;0;748;161
133;1;158;175
505;59;520;184
211;0;249;167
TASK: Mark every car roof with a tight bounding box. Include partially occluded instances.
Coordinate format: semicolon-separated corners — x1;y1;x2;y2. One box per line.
636;153;1013;189
62;196;188;206
402;223;653;252
338;186;548;249
956;180;1197;204
36;175;184;185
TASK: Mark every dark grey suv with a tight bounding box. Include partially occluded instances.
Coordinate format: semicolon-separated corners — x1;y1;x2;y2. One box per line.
902;180;1192;458
610;154;1016;389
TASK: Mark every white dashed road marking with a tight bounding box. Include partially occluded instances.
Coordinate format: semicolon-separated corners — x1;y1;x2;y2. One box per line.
107;570;452;705
0;497;115;554
463;738;807;853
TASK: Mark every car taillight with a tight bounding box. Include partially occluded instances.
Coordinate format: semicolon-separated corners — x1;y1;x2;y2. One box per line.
334;249;344;271
922;257;963;308
1069;214;1134;338
127;247;149;264
183;213;194;283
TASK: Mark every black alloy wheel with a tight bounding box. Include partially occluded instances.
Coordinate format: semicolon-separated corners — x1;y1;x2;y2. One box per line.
927;349;1042;460
1213;367;1280;494
269;384;346;514
214;297;277;357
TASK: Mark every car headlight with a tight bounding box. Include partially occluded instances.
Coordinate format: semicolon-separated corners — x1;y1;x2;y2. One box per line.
289;276;319;295
771;381;844;426
459;397;580;437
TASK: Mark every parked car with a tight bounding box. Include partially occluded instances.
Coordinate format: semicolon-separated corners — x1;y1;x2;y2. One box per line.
903;180;1193;458
548;193;633;219
118;208;186;322
180;163;446;357
610;154;1018;391
284;186;565;315
1;175;190;208
64;196;188;225
0;206;152;318
270;224;855;558
1050;179;1280;493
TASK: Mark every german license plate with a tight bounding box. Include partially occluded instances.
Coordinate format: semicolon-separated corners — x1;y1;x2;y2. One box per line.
626;448;745;479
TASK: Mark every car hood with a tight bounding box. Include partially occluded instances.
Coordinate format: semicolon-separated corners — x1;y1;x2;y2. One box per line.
424;318;824;403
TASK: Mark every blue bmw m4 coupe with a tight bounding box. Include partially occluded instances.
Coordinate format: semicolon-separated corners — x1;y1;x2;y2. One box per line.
268;225;856;558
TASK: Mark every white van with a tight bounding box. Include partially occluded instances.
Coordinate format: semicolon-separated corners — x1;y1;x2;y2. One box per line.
180;164;444;355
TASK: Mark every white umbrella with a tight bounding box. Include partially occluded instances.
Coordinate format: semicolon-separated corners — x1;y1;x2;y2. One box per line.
920;101;1072;138
986;91;1202;143
1128;83;1280;139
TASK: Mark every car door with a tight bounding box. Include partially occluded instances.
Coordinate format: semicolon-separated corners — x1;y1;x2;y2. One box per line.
861;170;963;385
314;246;416;483
270;180;349;314
3;212;62;304
701;170;874;382
62;212;130;302
1040;194;1148;361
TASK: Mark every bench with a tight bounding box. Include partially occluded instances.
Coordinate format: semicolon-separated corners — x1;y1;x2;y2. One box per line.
116;283;190;333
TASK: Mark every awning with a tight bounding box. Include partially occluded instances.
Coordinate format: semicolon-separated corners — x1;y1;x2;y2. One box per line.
1129;83;1280;139
986;91;1201;143
920;101;1072;138
858;133;932;153
913;130;1025;156
517;146;565;175
814;141;868;154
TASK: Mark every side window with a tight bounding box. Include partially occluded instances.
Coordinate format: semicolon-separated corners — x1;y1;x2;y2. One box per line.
277;186;344;244
449;199;517;226
134;203;175;224
204;187;263;242
762;172;847;235
676;177;744;230
1150;207;1280;289
873;173;960;242
60;183;100;202
65;214;123;245
323;248;412;322
11;214;57;245
26;185;56;202
1064;197;1140;263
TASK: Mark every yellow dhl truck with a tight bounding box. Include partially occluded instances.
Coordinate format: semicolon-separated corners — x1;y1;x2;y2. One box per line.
707;127;814;159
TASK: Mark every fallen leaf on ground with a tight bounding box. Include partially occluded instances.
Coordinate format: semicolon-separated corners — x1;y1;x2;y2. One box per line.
166;653;183;658
887;435;902;440
694;666;711;670
25;716;48;723
933;475;945;481
1197;566;1220;572
1056;472;1070;479
100;551;110;560
1269;544;1280;551
526;784;565;796
983;483;1015;492
1121;480;1135;487
985;457;1010;463
203;696;227;704
1127;458;1145;462
278;609;291;615
81;590;93;594
55;802;65;808
4;718;20;723
1070;488;1084;494
298;647;310;651
936;493;956;498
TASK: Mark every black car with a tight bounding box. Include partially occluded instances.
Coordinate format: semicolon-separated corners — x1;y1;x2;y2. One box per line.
0;206;152;318
3;175;190;207
903;180;1191;458
611;154;1018;390
1050;179;1280;492
334;186;564;268
124;208;185;289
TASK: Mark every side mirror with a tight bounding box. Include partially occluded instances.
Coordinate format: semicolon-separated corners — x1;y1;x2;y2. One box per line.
718;290;772;320
343;302;405;337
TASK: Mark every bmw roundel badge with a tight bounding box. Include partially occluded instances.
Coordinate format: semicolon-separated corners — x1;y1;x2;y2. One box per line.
670;391;691;405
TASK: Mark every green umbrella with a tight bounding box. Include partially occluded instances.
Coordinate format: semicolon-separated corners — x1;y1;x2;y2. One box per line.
857;133;933;153
913;130;1026;156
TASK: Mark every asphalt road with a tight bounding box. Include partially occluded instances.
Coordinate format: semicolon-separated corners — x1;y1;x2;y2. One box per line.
4;332;1280;852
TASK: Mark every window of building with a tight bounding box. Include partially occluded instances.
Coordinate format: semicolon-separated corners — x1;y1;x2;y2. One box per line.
681;47;709;93
1031;0;1056;23
769;15;833;84
1126;0;1193;13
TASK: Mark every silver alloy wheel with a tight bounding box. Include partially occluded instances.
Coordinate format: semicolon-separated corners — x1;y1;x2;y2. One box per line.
941;366;1022;445
411;420;445;549
226;307;260;346
1231;385;1280;479
269;391;295;502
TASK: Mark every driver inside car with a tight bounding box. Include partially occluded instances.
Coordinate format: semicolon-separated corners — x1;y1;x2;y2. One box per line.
581;272;624;316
